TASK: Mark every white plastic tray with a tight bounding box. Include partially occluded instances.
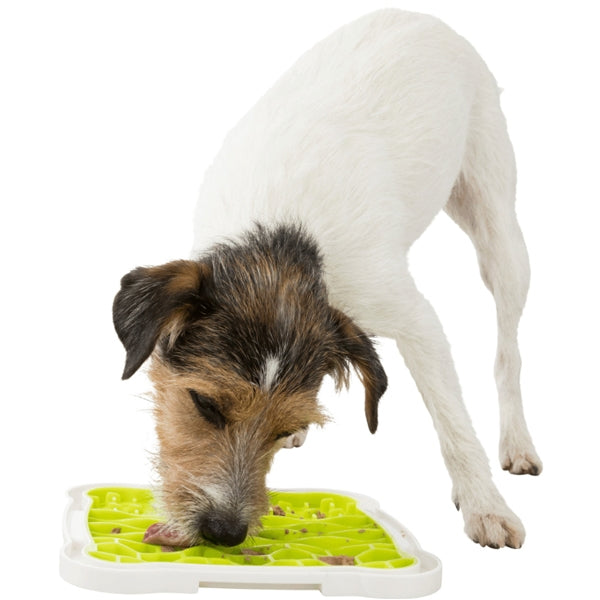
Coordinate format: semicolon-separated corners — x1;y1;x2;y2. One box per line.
60;484;441;598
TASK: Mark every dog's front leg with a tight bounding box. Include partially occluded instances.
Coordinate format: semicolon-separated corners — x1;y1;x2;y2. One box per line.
392;274;525;548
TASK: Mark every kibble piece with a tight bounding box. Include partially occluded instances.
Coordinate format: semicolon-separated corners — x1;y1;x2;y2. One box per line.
271;505;286;516
111;527;122;534
319;555;356;566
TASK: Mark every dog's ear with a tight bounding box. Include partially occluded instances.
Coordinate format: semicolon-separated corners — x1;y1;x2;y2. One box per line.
328;308;388;434
113;260;213;380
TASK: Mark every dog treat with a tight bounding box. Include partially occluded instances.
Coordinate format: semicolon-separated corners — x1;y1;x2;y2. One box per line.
111;527;121;534
143;523;193;547
271;505;286;516
319;555;356;566
315;511;326;519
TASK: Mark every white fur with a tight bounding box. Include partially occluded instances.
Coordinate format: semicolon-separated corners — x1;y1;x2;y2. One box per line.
261;355;281;392
191;9;541;548
200;482;229;507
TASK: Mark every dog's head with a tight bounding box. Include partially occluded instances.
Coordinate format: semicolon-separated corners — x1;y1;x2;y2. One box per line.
113;226;387;546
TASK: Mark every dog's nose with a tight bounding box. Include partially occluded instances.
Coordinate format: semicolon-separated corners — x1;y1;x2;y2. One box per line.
200;515;248;547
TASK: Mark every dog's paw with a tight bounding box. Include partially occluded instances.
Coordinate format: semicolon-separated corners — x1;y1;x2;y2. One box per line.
463;510;525;549
281;427;308;449
500;440;543;476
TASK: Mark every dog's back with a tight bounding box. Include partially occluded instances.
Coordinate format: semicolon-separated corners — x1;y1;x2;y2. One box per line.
191;9;507;331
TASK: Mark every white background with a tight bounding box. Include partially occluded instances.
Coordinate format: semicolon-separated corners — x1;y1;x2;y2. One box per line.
1;1;598;598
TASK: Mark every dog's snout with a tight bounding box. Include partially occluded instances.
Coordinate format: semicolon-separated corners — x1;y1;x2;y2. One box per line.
201;514;248;547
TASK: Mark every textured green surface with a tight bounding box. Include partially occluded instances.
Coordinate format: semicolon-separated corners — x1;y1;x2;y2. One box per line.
86;487;415;569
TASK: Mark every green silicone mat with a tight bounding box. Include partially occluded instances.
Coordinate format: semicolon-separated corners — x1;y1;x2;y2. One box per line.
60;484;442;597
86;486;415;569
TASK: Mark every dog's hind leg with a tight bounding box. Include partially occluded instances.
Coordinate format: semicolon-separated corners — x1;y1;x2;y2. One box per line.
391;268;525;548
444;90;542;477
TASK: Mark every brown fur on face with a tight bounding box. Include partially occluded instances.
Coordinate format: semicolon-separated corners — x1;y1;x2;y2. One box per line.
113;224;387;546
148;355;328;545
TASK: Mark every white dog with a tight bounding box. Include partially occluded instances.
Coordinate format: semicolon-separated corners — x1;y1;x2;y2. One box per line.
115;9;542;549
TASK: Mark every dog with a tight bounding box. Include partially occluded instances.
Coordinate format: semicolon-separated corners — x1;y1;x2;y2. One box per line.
113;9;542;550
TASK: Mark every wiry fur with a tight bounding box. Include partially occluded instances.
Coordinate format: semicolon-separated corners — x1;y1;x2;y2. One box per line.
114;223;383;546
114;9;541;549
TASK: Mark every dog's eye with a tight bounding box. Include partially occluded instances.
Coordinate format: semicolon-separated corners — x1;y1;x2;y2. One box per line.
188;390;227;429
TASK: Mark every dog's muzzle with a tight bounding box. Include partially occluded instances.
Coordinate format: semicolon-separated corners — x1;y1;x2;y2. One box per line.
200;514;248;547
